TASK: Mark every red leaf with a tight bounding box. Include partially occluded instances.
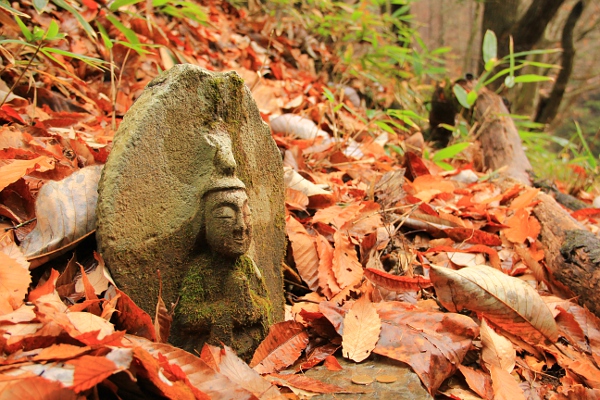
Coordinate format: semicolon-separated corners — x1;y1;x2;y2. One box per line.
364;268;433;292
250;321;309;374
444;227;502;246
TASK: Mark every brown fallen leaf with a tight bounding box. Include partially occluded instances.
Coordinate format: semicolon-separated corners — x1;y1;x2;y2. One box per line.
332;230;363;289
364;268;433;292
0;156;55;192
0;248;31;315
373;301;479;395
430;264;558;344
125;336;256;400
286;215;321;292
250;320;309;374
269;373;366;394
20;165;102;262
341;297;381;362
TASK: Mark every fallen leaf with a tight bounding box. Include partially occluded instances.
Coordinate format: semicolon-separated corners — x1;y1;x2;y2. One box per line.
0;156;55;192
504;209;540;244
509;187;540;210
342;297;381;362
458;365;494;400
0;250;31;315
480;318;515;373
373;301;479;395
250;320;309;374
332;230;363;289
269;373;366;394
323;355;343;371
126;336;253;400
364;268;432;292
207;344;282;399
20;165;102;260
0;376;78;400
430;264;558;343
286;215;321;292
490;365;526;400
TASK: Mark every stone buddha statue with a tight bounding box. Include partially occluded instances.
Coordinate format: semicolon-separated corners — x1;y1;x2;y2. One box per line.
172;140;273;359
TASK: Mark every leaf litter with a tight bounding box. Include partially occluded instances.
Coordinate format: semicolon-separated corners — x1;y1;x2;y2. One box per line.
0;1;600;399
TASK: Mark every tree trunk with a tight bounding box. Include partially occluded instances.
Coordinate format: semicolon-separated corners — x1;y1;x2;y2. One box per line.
535;1;585;125
473;87;532;185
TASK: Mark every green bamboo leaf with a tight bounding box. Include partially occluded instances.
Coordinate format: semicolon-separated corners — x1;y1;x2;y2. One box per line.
453;84;470;109
96;23;113;50
466;90;478;106
432;142;471;162
44;20;63;41
14;16;33;41
109;0;143;11
574;121;597;169
482;30;497;66
0;1;30;18
106;14;140;46
42;47;108;68
513;74;553;83
375;120;396;135
52;0;97;39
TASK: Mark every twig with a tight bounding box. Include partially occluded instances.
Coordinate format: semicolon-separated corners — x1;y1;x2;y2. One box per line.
5;218;36;231
0;42;43;108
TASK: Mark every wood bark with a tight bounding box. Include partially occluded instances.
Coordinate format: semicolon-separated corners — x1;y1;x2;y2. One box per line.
473;87;532;185
535;1;585;124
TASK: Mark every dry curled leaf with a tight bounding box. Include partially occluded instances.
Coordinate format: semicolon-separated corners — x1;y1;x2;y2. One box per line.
480;318;515;373
20;165;102;262
430;264;558;344
364;268;432;292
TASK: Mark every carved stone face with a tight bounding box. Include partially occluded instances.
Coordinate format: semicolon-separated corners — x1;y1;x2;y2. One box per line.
204;189;252;258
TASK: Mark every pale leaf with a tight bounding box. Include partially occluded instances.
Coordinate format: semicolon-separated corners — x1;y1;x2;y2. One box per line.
67;311;115;340
270;114;329;141
342;297;381;362
286;215;321;291
208;344;282;399
250;320;309;374
480;318;515;373
430;264;558;343
0;156;55;192
21;165;102;259
490;365;526;400
0;250;31;315
0;376;78;400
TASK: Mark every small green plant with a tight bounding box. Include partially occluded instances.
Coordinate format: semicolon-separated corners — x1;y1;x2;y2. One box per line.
0;12;107;107
452;30;559;109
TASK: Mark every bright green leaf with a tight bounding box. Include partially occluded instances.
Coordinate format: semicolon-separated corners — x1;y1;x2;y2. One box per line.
322;87;335;102
482;30;497;65
434;160;454;171
44;20;62;40
466;90;478;106
52;0;97;39
375;120;396;135
453;84;470;109
432;142;471;162
109;0;143;11
14;16;33;41
513;74;553;83
106;14;140;46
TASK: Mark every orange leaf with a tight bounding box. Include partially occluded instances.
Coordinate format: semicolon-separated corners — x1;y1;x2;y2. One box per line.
490;365;526;400
504;209;540;244
67;352;130;392
480;318;515;373
324;355;343;371
286;215;321;292
0;250;31;315
342;296;381;362
0;376;78;400
250;320;309;374
268;373;365;394
315;234;339;298
365;268;432;292
509;187;540;210
0;156;55;192
332;231;363;289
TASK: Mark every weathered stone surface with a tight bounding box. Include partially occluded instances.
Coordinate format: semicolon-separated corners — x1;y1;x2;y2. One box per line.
97;64;285;357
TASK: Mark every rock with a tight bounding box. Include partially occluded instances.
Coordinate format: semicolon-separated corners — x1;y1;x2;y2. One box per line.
97;64;285;358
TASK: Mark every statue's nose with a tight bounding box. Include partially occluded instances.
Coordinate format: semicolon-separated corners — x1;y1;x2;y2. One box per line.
215;146;237;176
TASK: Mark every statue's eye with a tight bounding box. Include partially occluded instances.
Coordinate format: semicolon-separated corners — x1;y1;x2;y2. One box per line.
215;206;236;219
